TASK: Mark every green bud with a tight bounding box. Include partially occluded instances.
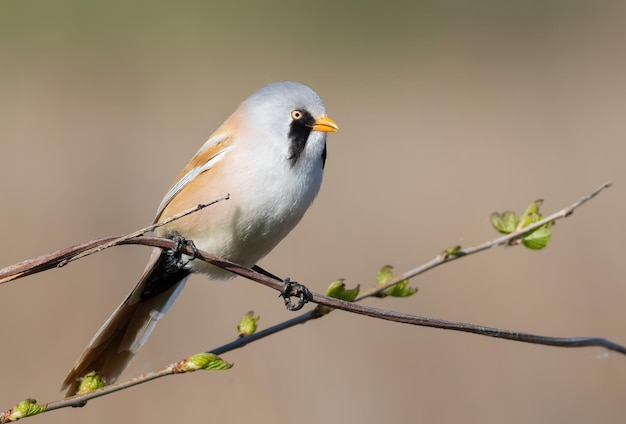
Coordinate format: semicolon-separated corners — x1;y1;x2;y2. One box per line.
444;245;462;256
179;353;233;372
237;311;259;337
7;399;46;421
76;371;106;395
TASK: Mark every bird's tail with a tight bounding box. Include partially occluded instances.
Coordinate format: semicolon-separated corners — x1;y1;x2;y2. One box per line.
62;248;190;396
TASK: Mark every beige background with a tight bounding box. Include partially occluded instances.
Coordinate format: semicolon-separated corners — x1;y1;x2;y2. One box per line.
1;1;625;423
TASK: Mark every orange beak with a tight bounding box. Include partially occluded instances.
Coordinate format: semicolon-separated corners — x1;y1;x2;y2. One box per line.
311;116;339;133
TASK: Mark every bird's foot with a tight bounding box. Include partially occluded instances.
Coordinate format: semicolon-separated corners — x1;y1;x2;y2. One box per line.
169;235;200;269
280;278;312;311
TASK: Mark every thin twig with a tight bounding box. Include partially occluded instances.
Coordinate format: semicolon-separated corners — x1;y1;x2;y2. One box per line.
61;194;230;266
0;194;228;284
357;182;613;300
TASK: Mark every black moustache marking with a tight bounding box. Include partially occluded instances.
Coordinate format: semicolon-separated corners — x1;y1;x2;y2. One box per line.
287;109;315;166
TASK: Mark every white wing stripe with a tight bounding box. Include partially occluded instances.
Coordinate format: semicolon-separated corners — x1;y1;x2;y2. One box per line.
155;145;230;218
127;277;188;354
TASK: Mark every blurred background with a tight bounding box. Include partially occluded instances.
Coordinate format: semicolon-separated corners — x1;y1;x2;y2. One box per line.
1;1;625;422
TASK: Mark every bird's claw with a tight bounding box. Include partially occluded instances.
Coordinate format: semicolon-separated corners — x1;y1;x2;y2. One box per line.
280;278;312;311
170;235;199;269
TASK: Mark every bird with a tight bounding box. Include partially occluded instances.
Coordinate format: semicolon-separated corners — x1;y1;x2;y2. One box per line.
62;81;338;396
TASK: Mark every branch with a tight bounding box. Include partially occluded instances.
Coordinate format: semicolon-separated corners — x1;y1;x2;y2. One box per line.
0;193;230;285
0;183;618;421
357;182;613;300
63;194;230;265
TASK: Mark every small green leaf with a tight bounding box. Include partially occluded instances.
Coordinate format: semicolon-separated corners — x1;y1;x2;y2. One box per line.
518;199;544;229
7;399;46;421
319;279;360;316
445;245;462;256
382;279;417;298
492;199;555;250
490;211;519;234
325;279;360;302
237;311;259;337
376;265;417;298
180;353;233;372
76;371;106;395
522;226;552;250
377;265;395;285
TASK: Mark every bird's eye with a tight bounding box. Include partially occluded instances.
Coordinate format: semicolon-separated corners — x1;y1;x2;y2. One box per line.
291;110;303;120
